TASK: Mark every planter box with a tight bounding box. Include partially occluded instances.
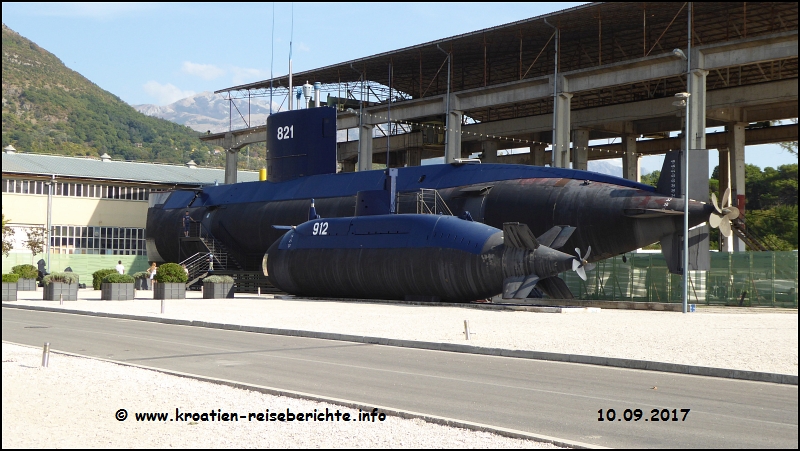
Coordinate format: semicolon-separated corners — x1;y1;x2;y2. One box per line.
16;278;37;291
203;282;235;299
154;282;186;300
44;283;78;301
135;278;150;290
101;283;135;301
2;282;17;302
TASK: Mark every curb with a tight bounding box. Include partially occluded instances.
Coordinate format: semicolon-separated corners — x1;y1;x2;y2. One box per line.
3;303;797;385
4;340;604;449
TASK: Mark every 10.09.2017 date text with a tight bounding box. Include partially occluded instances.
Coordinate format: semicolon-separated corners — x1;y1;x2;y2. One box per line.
598;408;690;422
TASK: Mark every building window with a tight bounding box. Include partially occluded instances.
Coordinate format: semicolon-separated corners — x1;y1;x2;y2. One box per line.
49;224;147;256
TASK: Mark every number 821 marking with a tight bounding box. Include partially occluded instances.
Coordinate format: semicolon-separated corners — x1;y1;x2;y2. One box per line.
312;222;328;235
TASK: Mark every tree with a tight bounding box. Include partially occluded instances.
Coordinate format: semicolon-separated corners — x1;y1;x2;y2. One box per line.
778;118;798;158
2;214;13;257
24;226;46;264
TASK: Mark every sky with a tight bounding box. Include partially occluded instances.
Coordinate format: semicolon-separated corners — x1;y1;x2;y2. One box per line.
2;2;797;174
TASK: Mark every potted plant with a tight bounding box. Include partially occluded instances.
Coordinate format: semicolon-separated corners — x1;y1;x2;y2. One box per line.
101;273;135;300
132;271;150;290
154;263;187;300
2;273;19;302
43;272;80;301
92;268;118;290
11;264;38;291
202;275;235;299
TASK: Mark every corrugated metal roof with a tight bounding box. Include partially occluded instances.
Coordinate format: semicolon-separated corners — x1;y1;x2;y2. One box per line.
1;153;260;185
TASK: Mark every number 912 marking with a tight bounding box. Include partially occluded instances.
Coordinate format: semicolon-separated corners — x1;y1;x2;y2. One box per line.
312;222;328;236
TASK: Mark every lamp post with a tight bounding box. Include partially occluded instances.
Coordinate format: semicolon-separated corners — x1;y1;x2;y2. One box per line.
672;44;690;314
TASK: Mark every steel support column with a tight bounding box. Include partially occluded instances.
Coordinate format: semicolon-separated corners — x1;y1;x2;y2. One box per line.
718;146;733;252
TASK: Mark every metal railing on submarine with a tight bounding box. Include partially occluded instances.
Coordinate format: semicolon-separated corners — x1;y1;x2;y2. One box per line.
179;222;242;288
396;189;454;215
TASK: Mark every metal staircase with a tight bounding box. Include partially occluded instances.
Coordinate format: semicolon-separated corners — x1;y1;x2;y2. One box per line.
180;222;243;288
731;218;770;251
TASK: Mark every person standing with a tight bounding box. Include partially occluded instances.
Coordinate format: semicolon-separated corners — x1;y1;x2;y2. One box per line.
115;260;125;275
147;262;157;290
182;211;193;237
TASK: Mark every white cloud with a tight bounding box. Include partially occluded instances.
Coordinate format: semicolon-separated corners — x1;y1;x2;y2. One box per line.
30;2;159;19
181;61;225;81
143;81;195;105
230;67;269;85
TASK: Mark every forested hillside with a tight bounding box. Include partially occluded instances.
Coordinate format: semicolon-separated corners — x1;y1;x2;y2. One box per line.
1;23;218;165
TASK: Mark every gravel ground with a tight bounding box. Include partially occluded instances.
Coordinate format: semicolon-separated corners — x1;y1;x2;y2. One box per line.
6;289;798;375
1;342;562;449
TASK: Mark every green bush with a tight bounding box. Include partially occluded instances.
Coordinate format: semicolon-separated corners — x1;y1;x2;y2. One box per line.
3;274;20;283
132;271;149;279
155;263;187;283
92;268;118;290
102;273;135;284
11;264;38;279
43;272;79;285
203;275;234;283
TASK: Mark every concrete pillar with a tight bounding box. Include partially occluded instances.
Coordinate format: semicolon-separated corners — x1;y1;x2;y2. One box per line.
340;160;356;173
223;132;238;184
481;141;498;163
718;147;733;252
406;149;422;167
552;92;573;168
572;128;589;171
685;66;710;270
621;135;640;182
728;122;747;252
445;110;463;163
358;123;374;171
529;133;547;166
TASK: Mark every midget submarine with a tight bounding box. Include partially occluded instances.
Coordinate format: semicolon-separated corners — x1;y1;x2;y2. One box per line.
265;195;589;302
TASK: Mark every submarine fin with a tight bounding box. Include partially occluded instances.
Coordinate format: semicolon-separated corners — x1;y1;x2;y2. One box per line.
535;226;575;249
503;223;539;250
551;226;575;250
535;276;574;300
661;232;682;274
656;150;683;197
502;275;540;299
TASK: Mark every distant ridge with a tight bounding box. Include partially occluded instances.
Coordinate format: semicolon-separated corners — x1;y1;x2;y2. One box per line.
133;91;273;134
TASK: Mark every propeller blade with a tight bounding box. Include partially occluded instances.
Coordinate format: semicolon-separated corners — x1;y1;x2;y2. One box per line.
711;192;721;213
584;246;592;261
725;206;740;220
572;259;580;271
719;218;732;237
722;187;731;208
709;213;722;228
576;266;587;281
575;247;582;259
584;263;596;272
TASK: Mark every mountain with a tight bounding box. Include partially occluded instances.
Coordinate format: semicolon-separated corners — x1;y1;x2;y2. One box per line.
1;23;217;165
133;92;273;134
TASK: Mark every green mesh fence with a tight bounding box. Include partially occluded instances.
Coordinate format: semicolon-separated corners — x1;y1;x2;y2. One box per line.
1;254;151;288
563;251;797;307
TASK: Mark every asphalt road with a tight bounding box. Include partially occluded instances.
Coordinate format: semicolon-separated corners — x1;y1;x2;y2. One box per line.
3;308;797;448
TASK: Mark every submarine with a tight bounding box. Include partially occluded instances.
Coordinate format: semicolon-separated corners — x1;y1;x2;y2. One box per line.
265;193;587;302
146;106;725;296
